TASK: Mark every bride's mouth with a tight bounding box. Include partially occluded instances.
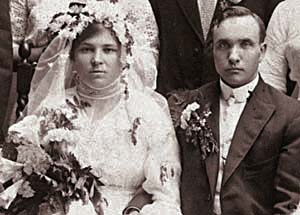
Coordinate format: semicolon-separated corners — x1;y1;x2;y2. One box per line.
90;70;106;74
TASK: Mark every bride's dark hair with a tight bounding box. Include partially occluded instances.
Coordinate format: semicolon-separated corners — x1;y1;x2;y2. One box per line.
69;21;121;60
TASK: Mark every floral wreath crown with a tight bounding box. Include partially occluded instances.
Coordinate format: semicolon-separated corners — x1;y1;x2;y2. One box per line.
46;0;134;56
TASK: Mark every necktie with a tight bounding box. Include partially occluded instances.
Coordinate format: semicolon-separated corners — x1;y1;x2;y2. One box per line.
222;95;236;161
199;0;216;40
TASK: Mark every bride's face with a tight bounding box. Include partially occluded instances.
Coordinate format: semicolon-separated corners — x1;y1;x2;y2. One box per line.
72;24;122;88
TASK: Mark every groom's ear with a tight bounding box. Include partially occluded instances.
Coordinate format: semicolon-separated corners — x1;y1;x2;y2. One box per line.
123;186;153;214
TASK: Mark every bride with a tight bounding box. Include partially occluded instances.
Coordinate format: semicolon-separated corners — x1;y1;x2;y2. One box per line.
10;0;158;89
1;1;181;215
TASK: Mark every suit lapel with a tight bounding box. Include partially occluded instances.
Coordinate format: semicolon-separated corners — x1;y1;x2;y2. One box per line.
222;80;275;186
176;0;205;44
176;0;223;44
201;81;220;196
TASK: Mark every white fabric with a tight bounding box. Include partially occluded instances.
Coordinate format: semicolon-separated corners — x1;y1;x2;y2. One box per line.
9;1;180;213
113;0;160;89
213;76;259;214
259;0;300;96
9;88;182;215
9;0;71;46
9;0;40;44
197;0;218;40
27;35;72;114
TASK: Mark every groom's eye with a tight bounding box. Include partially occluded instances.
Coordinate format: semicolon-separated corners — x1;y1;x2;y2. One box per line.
216;41;230;50
240;39;254;48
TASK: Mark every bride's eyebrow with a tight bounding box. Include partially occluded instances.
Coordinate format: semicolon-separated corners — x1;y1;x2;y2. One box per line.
102;44;118;48
78;42;93;47
78;42;118;48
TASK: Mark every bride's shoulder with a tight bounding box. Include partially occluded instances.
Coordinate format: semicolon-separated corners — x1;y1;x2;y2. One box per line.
130;89;167;109
128;89;171;123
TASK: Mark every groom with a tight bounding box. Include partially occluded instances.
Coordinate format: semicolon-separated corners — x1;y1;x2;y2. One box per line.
169;6;300;215
125;6;300;215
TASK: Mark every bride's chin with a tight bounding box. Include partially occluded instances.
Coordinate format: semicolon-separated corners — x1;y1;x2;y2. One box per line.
82;78;106;89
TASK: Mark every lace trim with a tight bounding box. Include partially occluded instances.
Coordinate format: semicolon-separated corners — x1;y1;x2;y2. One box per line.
122;0;159;89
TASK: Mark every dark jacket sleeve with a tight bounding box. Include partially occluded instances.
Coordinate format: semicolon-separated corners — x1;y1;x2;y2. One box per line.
273;105;300;214
0;0;13;141
123;186;153;214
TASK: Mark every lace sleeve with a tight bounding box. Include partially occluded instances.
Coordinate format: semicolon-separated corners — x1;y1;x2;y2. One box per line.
283;3;300;85
259;1;290;93
10;0;29;44
139;100;182;215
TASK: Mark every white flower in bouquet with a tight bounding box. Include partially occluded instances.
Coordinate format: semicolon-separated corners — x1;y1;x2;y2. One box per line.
180;102;200;129
8;115;40;144
17;181;35;198
16;144;52;175
43;128;77;145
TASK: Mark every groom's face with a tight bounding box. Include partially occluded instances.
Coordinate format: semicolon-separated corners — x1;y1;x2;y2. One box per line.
213;15;266;88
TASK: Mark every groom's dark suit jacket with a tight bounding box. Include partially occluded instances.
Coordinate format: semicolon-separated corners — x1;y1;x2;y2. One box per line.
173;79;300;215
149;0;283;96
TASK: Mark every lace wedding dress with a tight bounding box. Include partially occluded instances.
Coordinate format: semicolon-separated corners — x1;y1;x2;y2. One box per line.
9;87;182;215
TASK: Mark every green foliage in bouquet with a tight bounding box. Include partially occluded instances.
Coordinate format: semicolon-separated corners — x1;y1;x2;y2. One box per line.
0;97;104;215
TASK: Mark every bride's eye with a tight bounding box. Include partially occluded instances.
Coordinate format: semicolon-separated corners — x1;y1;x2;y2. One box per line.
79;47;94;53
103;48;117;54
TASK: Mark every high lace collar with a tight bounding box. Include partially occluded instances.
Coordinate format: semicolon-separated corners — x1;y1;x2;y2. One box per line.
76;78;123;100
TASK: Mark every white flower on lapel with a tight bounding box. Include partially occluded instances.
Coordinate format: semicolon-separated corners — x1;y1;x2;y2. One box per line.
180;102;200;129
229;0;243;4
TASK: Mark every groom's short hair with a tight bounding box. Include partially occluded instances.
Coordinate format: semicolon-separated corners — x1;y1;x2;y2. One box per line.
213;6;266;43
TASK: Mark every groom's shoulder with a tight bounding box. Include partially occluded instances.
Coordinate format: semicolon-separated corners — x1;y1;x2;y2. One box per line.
167;81;217;107
198;80;219;94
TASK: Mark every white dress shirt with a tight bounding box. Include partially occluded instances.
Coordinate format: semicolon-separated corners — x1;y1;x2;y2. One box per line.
213;76;259;215
197;0;218;40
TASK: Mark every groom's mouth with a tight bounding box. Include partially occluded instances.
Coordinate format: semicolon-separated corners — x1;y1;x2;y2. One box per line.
226;68;243;72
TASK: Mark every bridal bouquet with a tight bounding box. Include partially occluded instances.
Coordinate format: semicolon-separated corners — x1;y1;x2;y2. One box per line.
0;97;104;215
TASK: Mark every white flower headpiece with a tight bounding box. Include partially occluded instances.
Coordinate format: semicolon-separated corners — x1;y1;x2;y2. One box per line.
46;0;134;55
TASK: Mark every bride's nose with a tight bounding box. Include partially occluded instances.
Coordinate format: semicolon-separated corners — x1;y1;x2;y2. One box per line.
91;50;104;66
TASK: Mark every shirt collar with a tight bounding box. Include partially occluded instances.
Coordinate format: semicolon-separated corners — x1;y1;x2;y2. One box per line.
220;75;259;103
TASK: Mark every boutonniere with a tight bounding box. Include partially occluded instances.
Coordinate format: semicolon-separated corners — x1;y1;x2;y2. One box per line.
180;102;218;160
